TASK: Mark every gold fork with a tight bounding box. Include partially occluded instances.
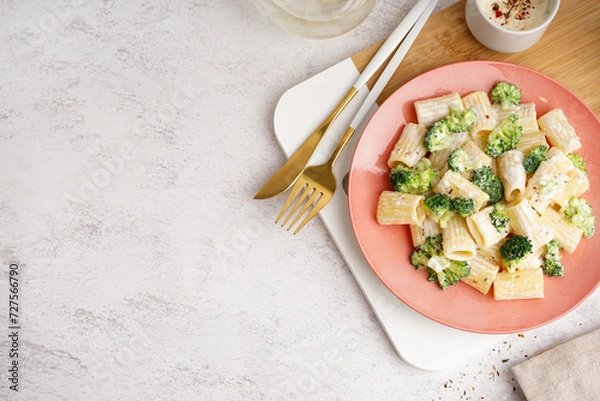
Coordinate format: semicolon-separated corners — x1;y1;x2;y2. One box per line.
254;0;437;200
275;0;437;234
275;126;356;234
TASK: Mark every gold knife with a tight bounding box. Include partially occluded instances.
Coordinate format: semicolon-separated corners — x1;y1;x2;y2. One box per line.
254;0;437;200
253;87;357;199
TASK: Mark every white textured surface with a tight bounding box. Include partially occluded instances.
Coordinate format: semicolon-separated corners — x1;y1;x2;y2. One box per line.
0;1;598;400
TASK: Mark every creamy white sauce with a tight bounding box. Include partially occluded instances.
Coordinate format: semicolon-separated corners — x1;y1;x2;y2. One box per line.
479;0;549;31
428;255;450;273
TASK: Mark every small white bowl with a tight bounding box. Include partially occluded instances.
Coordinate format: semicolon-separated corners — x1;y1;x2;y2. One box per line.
465;0;560;53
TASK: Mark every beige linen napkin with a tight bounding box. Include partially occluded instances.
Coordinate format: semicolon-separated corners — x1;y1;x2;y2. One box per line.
512;328;600;401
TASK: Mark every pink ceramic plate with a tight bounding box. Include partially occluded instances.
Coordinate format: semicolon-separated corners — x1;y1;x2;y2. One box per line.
348;61;600;334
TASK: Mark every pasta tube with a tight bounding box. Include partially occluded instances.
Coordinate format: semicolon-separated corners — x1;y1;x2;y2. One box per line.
387;123;427;168
410;217;441;247
493;268;544;300
435;170;490;211
466;206;509;248
498;150;526;202
505;198;554;250
414;92;463;127
538;108;582;154
461;253;499;295
493;103;539;134
462;90;497;143
442;215;477;261
376;191;425;226
539;206;583;253
517;130;548;155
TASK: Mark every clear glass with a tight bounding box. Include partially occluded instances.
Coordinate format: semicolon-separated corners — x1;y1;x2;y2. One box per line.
256;0;376;39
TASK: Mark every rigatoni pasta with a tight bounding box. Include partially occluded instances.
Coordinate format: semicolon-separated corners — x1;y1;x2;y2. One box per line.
388;123;427;168
505;198;554;250
435;170;490;211
442;215;477;261
538;108;582;154
553;166;589;209
461;254;500;295
428;132;468;169
414;92;463;127
375;81;594;301
493;268;544;300
461;139;492;170
493;103;539;133
538;206;583;253
466;206;509;248
497;150;526;202
516;130;548;154
410;217;442;247
376;191;425;225
462;90;497;142
525;147;572;214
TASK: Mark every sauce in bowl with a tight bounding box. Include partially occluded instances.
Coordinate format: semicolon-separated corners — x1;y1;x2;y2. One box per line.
479;0;549;31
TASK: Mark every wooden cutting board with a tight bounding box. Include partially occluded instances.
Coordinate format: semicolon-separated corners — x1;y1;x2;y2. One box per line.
353;0;600;114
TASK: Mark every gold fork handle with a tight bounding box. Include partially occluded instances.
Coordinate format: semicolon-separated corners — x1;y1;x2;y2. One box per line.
253;86;359;199
326;126;357;168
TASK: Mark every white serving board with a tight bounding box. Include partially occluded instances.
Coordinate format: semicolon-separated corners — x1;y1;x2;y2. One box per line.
274;58;505;371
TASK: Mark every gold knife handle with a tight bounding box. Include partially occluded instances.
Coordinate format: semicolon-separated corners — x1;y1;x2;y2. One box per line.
253;86;359;199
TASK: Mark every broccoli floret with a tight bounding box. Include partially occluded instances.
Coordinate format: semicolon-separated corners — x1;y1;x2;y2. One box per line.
567;154;588;176
490;82;522;110
490;203;509;233
424;193;454;228
448;148;475;173
426;255;470;290
472;166;504;204
523;145;548;174
409;234;443;269
423;194;474;225
484;114;523;157
411;234;471;290
499;235;533;272
542;240;565;277
389;158;438;194
564;197;596;237
424;121;452;152
445;108;477;133
424;108;477;152
450;197;475;217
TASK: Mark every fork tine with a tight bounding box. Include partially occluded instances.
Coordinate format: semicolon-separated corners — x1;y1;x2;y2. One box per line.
292;193;331;234
286;189;321;232
275;180;306;224
280;185;312;227
292;208;319;235
282;186;316;228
